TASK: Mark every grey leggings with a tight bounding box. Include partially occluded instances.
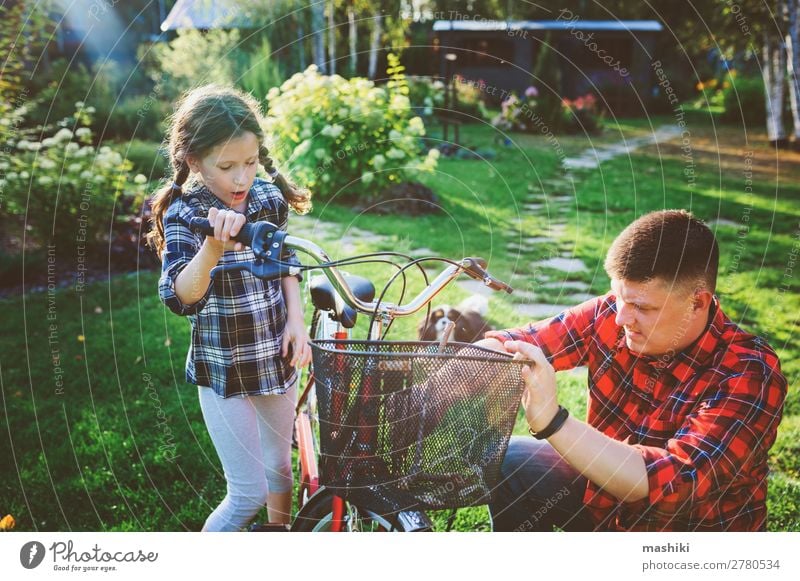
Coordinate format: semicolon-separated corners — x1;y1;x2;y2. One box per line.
198;383;296;532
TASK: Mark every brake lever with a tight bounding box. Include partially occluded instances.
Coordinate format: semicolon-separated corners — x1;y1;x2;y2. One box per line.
461;257;514;294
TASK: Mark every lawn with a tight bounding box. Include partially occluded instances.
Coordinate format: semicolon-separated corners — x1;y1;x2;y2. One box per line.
1;114;798;531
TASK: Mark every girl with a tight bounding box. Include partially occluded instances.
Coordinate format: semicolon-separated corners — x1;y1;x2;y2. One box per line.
147;85;312;531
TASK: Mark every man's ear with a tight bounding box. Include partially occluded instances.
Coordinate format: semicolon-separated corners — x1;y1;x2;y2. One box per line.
692;289;714;311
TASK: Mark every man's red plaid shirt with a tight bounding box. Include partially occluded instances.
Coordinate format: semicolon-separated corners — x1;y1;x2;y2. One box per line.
486;295;787;531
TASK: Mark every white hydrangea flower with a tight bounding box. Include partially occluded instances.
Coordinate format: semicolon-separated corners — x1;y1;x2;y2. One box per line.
68;163;81;172
93;174;104;182
27;142;42;151
38;158;57;170
38;175;53;186
41;138;57;148
389;129;402;141
74;101;85;109
321;124;344;139
54;128;73;142
361;171;374;184
300;128;312;139
0;161;8;171
80;170;93;179
293;140;311;158
371;154;386;169
20;171;30;179
76;128;91;138
408;117;425;135
16;140;30;150
7;172;18;180
386;148;405;160
65;143;79;153
314;148;327;160
134;174;147;184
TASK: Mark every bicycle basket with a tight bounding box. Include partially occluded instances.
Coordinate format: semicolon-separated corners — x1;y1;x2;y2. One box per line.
310;340;527;513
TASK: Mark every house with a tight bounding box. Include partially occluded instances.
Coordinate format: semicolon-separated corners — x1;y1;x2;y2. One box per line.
432;19;663;114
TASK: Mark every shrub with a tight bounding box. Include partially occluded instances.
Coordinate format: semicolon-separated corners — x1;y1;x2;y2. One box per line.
721;73;766;127
561;93;604;135
450;75;491;121
121;140;169;182
0;103;149;255
407;76;446;119
105;96;170;143
263;64;439;201
492;86;540;132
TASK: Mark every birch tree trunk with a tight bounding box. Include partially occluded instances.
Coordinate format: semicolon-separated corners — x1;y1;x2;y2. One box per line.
368;10;383;79
763;30;787;144
296;5;306;71
786;0;800;139
328;0;336;74
312;0;326;73
348;3;357;76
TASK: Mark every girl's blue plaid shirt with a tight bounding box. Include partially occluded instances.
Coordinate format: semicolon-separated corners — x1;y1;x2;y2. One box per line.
158;177;301;398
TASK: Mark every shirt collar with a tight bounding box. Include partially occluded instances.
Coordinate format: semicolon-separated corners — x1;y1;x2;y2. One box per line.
187;179;271;219
616;297;726;382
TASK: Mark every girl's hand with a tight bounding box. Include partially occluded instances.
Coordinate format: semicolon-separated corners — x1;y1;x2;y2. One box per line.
282;316;311;368
205;207;246;253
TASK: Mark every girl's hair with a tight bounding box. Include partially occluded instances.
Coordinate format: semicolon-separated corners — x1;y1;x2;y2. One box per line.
146;85;311;258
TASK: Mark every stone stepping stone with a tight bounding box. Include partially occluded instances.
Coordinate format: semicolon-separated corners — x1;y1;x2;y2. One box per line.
457;278;496;298
523;203;544;211
562;124;681;171
564;292;596;303
532;257;588;273
515;303;572;319
539;280;590;291
708;218;742;229
407;247;436;258
544;223;568;237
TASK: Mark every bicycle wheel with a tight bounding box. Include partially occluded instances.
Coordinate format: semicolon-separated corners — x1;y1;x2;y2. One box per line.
291;488;412;532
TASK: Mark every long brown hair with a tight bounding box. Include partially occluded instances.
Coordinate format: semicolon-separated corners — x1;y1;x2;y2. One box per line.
146;85;311;258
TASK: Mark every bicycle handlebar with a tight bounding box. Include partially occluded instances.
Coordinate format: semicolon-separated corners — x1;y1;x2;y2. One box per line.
189;217;513;319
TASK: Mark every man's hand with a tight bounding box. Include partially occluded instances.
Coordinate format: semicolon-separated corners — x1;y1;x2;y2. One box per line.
505;341;560;433
474;337;510;353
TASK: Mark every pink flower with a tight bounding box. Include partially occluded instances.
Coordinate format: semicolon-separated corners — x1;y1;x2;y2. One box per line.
525;86;539;98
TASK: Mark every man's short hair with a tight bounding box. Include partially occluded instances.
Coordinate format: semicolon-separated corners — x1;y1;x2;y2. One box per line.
604;209;719;293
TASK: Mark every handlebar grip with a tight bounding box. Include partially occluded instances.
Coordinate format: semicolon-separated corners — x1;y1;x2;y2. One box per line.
189;217;257;248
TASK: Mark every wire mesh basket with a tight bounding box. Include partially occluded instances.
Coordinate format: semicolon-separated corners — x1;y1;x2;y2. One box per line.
310;340;527;513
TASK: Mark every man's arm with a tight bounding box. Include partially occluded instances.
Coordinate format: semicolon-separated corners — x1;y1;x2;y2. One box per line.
506;340;649;502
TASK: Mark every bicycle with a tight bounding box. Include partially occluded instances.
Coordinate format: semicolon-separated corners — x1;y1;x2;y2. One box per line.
189;216;530;531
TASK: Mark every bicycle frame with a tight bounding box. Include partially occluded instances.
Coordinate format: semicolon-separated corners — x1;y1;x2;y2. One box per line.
188;217;513;531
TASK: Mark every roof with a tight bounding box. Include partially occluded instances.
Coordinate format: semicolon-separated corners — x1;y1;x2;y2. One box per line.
160;0;257;31
433;20;664;33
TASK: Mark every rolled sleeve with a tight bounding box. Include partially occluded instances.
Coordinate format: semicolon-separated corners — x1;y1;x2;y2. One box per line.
158;201;213;316
633;370;786;513
485;295;604;370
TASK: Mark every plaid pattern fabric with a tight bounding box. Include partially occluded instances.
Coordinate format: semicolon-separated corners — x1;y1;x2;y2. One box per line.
486;295;787;531
158;178;301;398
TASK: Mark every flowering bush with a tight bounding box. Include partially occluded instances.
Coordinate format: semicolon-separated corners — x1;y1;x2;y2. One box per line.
407;76;446;118
263;64;439;200
491;86;540;132
560;93;604;134
0;101;149;253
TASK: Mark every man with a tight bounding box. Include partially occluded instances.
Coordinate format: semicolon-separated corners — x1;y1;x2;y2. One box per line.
480;210;787;531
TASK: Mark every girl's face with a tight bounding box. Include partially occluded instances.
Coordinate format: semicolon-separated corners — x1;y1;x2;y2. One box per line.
187;131;260;207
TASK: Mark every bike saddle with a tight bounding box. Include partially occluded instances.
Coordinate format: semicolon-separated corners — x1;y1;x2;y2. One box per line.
310;274;375;329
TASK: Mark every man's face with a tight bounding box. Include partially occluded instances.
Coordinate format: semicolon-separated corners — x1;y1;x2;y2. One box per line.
611;277;708;357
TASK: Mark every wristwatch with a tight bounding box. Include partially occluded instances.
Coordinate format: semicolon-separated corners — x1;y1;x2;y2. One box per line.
528;405;570;439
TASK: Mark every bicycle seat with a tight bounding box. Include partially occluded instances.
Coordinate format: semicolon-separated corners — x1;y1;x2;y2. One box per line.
310;274;375;329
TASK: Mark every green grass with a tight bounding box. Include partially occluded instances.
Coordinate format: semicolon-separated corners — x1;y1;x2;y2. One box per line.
2;115;797;531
